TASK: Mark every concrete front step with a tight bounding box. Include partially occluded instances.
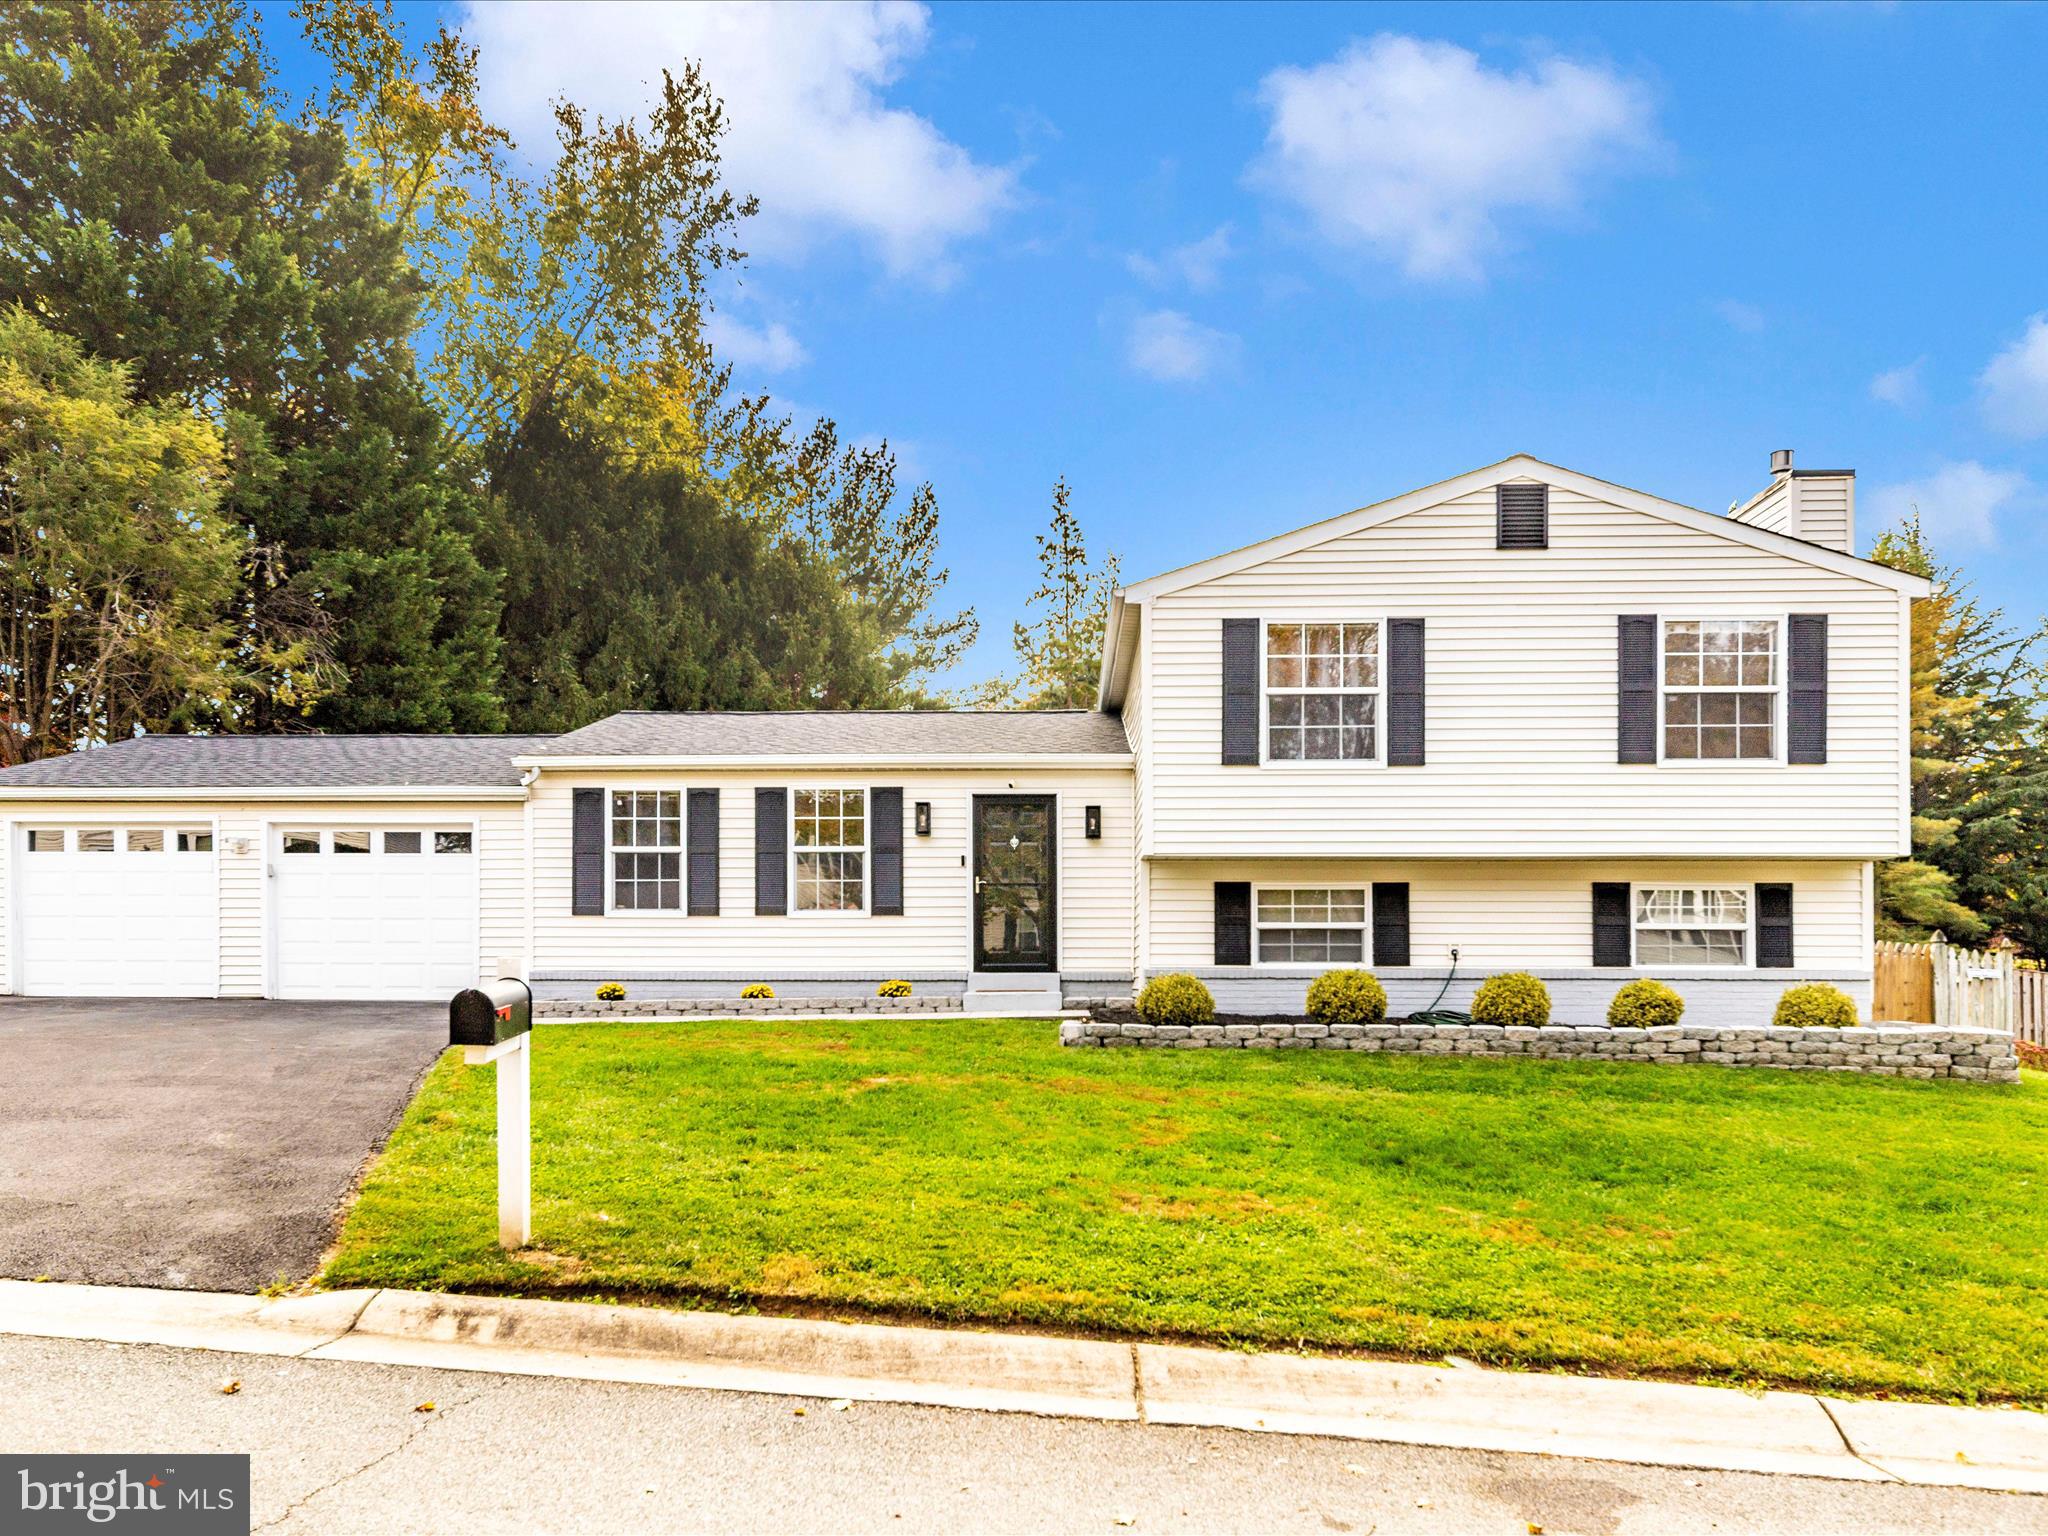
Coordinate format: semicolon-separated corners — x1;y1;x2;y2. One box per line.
963;972;1063;1016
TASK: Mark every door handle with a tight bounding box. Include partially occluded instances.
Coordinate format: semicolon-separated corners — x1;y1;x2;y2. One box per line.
974;877;983;894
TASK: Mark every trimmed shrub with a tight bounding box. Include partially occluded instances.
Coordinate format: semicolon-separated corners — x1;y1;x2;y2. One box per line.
1471;972;1551;1028
877;979;912;998
1305;969;1388;1026
594;982;627;1002
1607;978;1683;1029
1773;983;1859;1029
1136;973;1215;1026
741;983;776;1000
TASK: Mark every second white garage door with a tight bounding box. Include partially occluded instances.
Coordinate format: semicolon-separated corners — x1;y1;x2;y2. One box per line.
272;826;479;1000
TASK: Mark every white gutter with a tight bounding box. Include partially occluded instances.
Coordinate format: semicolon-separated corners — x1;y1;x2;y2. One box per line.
512;753;1134;772
0;784;530;802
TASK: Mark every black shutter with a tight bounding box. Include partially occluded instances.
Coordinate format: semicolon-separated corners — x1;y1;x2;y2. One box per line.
1592;882;1632;967
754;788;787;915
1214;881;1251;966
572;788;605;915
1756;883;1795;967
686;788;719;916
1221;619;1259;765
1618;615;1658;764
871;786;904;916
1371;882;1410;967
1387;618;1425;766
1496;483;1549;549
1787;614;1828;765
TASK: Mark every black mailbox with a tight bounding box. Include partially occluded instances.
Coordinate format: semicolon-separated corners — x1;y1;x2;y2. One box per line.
450;978;534;1047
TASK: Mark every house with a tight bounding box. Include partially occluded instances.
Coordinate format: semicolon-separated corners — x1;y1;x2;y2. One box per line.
0;452;1929;1024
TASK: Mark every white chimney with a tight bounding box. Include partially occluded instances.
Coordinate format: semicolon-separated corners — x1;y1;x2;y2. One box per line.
1727;449;1856;554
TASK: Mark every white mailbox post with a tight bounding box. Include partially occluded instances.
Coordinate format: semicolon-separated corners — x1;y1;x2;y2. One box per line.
449;981;534;1249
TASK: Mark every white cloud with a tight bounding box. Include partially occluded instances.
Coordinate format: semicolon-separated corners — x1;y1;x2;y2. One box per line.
461;1;1016;281
1125;309;1237;384
1714;298;1765;334
1869;357;1926;410
1979;314;2048;437
1248;34;1661;281
1867;461;2032;547
703;312;807;374
1126;225;1235;292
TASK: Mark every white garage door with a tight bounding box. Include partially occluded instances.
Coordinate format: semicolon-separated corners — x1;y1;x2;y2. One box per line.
17;825;219;997
272;826;479;1000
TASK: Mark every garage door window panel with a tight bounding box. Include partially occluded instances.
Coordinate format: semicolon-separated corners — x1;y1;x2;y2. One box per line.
26;829;65;852
384;831;422;854
125;829;164;852
77;829;115;853
283;833;321;854
435;830;473;855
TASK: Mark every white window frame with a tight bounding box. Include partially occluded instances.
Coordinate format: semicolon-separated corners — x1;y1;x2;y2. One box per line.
1251;883;1372;969
791;786;869;917
1630;883;1756;970
1656;615;1787;768
1259;616;1386;768
605;789;684;916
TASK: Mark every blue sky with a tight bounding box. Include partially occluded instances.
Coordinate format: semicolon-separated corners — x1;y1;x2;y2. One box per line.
258;2;2048;689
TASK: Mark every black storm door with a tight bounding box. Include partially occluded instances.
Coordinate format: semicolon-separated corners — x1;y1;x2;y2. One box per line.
973;795;1057;971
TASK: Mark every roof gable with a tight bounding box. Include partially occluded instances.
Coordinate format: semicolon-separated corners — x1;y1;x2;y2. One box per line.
1118;455;1933;601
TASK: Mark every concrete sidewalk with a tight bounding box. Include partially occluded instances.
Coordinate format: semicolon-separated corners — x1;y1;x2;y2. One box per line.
3;1279;2043;1495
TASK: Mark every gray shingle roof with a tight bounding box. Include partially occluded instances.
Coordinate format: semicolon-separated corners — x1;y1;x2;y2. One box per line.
0;735;556;792
529;710;1131;759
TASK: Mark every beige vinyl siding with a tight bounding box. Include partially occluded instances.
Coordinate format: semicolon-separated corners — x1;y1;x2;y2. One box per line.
1792;474;1855;555
1;796;522;996
1730;477;1791;534
529;767;1135;978
1140;483;1908;859
1146;857;1871;973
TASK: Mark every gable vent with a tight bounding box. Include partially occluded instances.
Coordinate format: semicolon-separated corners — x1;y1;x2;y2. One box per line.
1496;483;1549;549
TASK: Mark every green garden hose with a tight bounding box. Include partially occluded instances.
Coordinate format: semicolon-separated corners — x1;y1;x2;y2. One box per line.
1405;952;1473;1027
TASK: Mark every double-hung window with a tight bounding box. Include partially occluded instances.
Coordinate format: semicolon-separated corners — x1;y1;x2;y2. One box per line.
1255;887;1368;963
1265;621;1379;762
1662;620;1780;761
1634;886;1750;966
611;790;681;911
794;788;865;913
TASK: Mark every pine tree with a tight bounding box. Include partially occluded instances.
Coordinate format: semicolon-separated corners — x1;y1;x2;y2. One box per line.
0;1;504;732
1871;516;2048;953
1000;478;1120;710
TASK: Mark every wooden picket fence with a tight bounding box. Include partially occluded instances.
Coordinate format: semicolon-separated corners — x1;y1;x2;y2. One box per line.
1874;937;2047;1044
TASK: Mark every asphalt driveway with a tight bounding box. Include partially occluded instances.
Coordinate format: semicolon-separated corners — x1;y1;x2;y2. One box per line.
0;998;446;1292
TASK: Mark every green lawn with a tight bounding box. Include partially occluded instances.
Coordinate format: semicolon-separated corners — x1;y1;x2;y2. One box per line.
323;1019;2048;1403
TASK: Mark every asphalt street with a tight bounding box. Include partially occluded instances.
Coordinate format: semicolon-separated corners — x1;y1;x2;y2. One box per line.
0;999;445;1290
5;1333;2044;1535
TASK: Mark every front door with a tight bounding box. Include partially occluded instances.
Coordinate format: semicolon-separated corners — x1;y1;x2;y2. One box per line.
973;795;1057;972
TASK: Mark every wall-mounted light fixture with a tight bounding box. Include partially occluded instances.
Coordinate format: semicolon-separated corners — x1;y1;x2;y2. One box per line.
1084;805;1102;840
914;800;932;837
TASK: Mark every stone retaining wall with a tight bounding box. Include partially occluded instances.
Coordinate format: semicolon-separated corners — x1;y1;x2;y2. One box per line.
1058;1018;2020;1083
540;995;960;1019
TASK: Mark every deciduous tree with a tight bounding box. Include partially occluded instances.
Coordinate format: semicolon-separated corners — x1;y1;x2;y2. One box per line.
0;307;239;759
